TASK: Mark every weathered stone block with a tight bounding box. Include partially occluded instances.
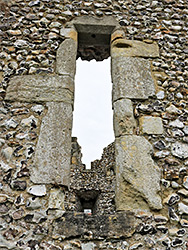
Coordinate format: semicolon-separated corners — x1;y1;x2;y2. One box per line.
113;99;136;137
52;212;135;239
31;102;72;186
56;39;77;77
111;39;159;58
111;57;156;101
5;75;74;104
139;116;163;135
115;135;162;210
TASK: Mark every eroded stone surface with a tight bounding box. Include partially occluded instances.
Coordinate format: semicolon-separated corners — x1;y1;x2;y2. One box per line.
112;57;156;101
56;39;77;77
113;99;136;137
115;135;162;210
139;116;163;135
31;102;72;186
5;75;74;104
111;39;159;58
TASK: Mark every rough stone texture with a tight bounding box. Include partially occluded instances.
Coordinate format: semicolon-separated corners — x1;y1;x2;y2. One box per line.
56;39;77;77
113;99;136;137
112;57;156;101
31;102;72;186
139;116;163;135
111;39;159;58
115;135;162;210
5;75;74;104
52;212;135;239
171;142;188;159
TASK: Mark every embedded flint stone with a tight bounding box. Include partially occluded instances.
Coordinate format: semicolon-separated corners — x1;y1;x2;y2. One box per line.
56;39;77;77
31;102;72;186
5;75;74;104
115;135;162;210
111;39;159;58
113;99;136;137
111;57;156;101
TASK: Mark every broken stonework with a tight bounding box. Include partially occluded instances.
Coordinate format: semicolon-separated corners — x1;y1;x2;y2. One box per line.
115;135;162;210
113;99;136;137
31;102;72;186
111;57;156;101
139;116;163;135
5;75;74;104
56;38;77;77
111;39;159;58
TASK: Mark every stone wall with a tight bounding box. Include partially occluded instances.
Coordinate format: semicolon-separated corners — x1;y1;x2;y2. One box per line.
0;0;188;249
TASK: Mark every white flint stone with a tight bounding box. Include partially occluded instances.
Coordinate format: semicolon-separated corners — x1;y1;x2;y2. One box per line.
183;176;188;190
169;119;184;128
81;243;96;250
27;185;46;197
183;126;188;135
4;118;18;129
21;115;38;127
156;90;165;99
166;104;182;114
178;202;188;214
171;142;188;159
0;139;5;147
1;147;13;161
31;105;44;114
0;161;12;172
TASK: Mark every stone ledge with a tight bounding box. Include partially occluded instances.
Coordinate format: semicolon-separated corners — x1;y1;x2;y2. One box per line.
52;212;135;239
111;39;159;58
5;75;74;104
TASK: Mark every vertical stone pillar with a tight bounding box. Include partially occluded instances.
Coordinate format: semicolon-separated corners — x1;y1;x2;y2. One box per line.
111;36;162;210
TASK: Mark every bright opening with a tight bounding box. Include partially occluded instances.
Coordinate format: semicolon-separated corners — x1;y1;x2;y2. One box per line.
72;58;114;168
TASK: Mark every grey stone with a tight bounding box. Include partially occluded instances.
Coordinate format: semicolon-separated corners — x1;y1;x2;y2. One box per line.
112;57;156;101
183;176;188;190
171;142;188;159
56;39;77;77
81;243;96;250
3;118;18;129
48;189;65;209
169;119;184;128
31;102;72;186
5;75;74;104
115;135;162;210
21;115;38;127
1;147;13;162
139;116;163;135
178;202;188;214
113;99;136;137
31;105;44;114
183;126;188;135
111;39;159;58
27;185;46;196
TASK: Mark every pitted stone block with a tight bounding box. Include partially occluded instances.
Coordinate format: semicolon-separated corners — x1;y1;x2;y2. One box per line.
56;39;77;77
5;75;74;104
115;135;162;210
31;102;72;186
112;57;156;101
113;99;136;137
139;116;163;135
111;39;159;58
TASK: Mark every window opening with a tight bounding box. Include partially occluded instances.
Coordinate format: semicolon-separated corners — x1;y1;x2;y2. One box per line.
72;58;114;168
77;190;99;215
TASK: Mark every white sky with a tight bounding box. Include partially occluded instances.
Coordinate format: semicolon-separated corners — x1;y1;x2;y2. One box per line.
72;58;114;168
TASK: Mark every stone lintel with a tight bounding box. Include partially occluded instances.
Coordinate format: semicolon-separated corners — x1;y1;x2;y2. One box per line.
71;16;119;34
5;75;74;104
31;102;72;186
115;135;162;211
112;57;156;101
113;98;136;137
52;212;135;239
111;39;159;58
